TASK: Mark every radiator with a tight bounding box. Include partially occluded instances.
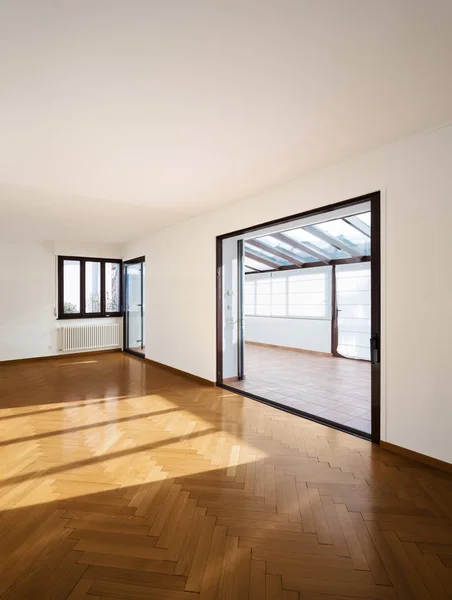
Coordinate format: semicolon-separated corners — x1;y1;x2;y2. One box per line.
59;323;121;352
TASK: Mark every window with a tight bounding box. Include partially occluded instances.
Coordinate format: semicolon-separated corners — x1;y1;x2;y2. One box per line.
244;266;331;319
58;256;122;319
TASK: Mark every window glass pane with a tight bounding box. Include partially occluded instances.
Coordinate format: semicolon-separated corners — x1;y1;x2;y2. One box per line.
63;260;80;314
85;261;101;313
106;262;121;312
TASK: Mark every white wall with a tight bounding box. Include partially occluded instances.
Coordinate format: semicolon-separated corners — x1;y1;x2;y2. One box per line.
124;125;452;463
245;317;331;354
0;240;122;362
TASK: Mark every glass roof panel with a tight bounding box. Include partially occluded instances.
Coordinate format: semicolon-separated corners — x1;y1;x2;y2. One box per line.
257;235;318;263
245;209;371;271
315;218;370;255
283;228;349;259
245;245;292;266
355;211;371;227
244;257;268;271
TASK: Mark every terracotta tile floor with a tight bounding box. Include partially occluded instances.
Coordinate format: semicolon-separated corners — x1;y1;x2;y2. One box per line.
228;343;371;434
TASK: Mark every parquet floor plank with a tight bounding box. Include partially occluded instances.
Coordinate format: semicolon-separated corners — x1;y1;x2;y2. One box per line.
0;352;451;599
184;514;216;592
66;578;94;600
402;541;449;600
249;558;266;600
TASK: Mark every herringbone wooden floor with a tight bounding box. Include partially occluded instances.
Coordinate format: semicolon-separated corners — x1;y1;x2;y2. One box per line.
0;353;451;600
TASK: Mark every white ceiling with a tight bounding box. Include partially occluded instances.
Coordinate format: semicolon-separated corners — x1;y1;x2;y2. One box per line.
1;0;451;243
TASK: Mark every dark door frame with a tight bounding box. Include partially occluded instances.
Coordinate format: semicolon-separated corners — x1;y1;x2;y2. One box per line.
237;240;245;380
123;256;145;359
216;192;381;443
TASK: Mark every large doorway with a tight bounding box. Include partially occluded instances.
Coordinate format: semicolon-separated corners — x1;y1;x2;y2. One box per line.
124;257;145;358
216;193;381;441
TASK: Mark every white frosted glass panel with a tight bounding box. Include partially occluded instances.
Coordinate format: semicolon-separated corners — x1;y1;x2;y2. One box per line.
339;304;371;319
272;281;286;294
256;304;271;316
289;280;326;293
337;276;370;291
336;262;371;360
271;295;286;306
289;292;326;304
245;266;331;319
257;293;271;305
288;305;326;317
256;282;271;294
339;317;371;333
336;291;370;305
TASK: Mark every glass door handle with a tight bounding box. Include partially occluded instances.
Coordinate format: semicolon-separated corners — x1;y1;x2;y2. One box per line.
370;333;379;364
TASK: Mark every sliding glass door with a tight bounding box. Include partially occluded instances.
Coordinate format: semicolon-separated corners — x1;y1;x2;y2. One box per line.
335;262;371;360
124;257;145;357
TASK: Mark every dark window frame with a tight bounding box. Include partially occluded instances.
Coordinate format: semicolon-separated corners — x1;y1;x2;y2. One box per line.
57;255;123;319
